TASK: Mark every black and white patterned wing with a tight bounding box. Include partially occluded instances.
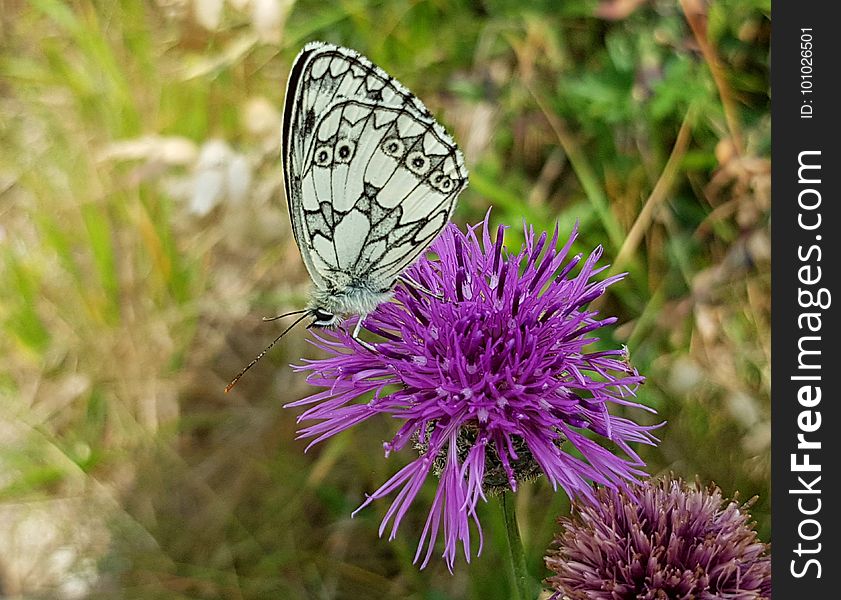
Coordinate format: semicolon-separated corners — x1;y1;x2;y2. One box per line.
282;42;467;291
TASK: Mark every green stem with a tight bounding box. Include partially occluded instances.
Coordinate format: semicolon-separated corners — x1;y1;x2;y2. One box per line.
498;491;532;600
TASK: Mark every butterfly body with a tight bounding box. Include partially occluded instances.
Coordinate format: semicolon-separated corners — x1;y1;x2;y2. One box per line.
307;285;393;328
282;42;468;332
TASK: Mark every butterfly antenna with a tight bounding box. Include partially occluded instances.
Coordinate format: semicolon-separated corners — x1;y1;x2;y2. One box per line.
225;312;311;393
262;308;309;322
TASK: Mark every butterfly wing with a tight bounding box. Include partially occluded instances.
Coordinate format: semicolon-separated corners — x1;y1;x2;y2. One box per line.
282;42;467;292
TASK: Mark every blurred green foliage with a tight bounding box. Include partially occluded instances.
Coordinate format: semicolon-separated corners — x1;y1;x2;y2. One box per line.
0;0;770;598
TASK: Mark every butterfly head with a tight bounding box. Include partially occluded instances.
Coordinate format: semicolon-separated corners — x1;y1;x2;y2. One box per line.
308;284;394;330
308;307;340;329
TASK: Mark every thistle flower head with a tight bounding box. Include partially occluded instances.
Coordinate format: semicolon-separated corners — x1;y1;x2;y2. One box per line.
545;477;772;599
288;214;658;569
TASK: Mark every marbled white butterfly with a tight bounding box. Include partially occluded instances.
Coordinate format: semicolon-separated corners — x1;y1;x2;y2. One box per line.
226;42;467;391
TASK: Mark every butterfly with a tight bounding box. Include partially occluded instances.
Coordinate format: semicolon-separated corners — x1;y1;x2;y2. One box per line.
226;42;468;391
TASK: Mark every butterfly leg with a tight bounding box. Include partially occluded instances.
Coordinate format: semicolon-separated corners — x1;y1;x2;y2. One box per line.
350;318;377;352
398;275;444;300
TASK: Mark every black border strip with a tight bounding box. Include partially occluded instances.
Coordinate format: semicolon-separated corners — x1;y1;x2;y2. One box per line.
771;4;840;595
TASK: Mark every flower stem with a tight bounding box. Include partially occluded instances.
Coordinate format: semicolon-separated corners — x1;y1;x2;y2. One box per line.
498;491;532;600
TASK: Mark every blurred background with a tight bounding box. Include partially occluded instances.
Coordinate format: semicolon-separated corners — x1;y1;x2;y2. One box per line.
0;0;770;598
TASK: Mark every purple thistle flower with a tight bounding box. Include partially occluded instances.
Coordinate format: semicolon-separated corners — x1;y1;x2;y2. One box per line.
545;477;772;599
287;213;658;569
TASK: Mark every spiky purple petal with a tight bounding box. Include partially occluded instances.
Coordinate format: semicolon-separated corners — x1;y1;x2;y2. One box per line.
289;214;659;568
545;477;772;599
